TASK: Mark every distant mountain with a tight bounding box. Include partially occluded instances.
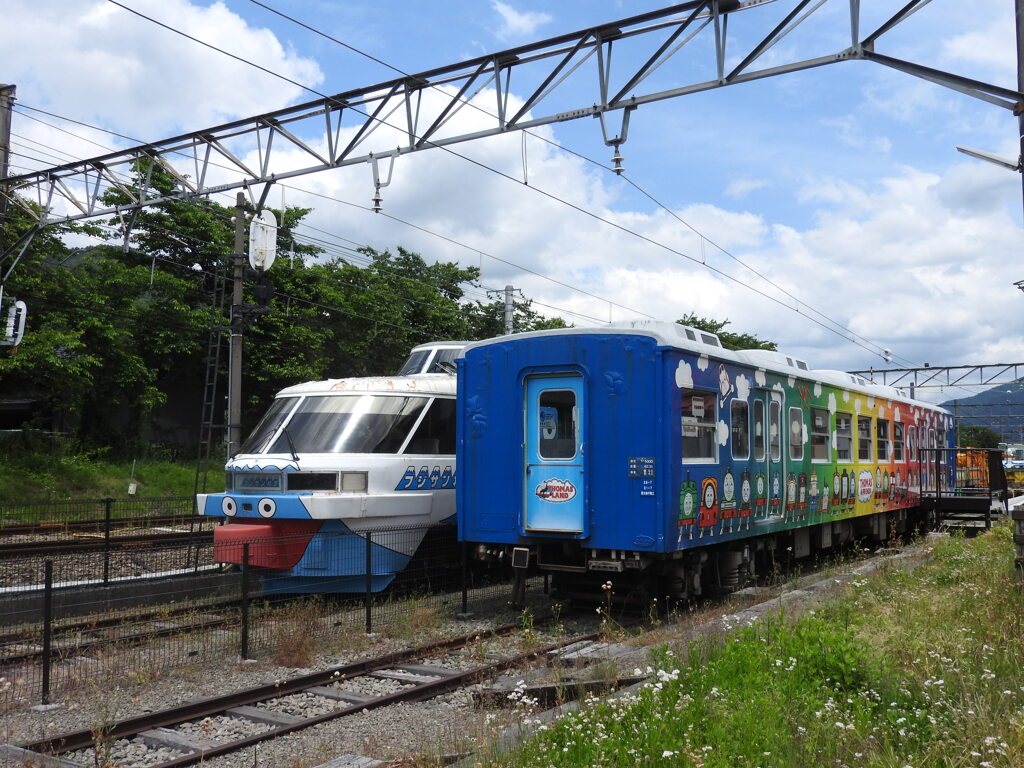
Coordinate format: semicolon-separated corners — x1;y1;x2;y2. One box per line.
941;378;1024;444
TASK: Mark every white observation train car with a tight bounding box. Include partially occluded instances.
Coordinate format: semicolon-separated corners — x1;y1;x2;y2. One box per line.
197;341;466;593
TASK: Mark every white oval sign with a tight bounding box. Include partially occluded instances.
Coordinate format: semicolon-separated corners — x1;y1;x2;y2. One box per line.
248;209;278;271
858;470;873;503
535;478;577;503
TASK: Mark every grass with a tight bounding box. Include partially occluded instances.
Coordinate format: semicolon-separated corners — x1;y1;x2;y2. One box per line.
0;437;219;502
479;525;1024;768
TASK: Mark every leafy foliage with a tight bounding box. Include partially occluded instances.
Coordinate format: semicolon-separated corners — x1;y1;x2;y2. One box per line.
678;312;777;351
0;169;568;451
956;424;1002;449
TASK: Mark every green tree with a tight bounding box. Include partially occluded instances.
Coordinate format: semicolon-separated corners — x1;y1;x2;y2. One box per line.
3;160;568;451
677;313;777;351
957;424;1002;449
462;295;569;338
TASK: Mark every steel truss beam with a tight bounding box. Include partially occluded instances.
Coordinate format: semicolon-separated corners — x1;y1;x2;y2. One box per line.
847;363;1024;390
1;0;1021;260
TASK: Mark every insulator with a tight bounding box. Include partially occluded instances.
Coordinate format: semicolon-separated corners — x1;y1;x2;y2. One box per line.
611;147;624;175
371;190;383;213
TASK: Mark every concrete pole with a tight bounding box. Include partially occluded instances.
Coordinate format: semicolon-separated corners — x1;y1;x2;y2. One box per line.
1017;0;1024;222
503;284;514;335
227;192;246;459
0;84;15;257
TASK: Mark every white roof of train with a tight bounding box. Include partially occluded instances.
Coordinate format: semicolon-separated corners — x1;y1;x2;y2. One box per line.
276;373;457;398
463;320;947;414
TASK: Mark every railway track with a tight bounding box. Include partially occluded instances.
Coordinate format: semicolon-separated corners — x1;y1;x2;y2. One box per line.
7;617;621;768
0;529;213;558
0;596;250;668
0;515;210;539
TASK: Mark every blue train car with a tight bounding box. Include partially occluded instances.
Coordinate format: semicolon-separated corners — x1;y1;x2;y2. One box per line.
456;321;953;599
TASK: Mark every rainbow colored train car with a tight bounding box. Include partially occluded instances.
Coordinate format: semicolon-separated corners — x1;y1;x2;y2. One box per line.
456;321;953;598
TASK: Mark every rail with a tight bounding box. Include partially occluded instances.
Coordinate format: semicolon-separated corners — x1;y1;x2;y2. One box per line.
0;522;512;707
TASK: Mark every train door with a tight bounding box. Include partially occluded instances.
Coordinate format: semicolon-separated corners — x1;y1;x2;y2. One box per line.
767;390;785;520
523;374;586;534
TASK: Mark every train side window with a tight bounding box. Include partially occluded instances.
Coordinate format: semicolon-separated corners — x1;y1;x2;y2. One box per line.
753;400;766;461
811;407;830;462
836;411;853;462
858;416;873;461
893;423;905;462
937;429;946;464
769;400;781;462
731;400;750;460
428;347;463;373
789;407;804;461
877;419;890;462
681;389;717;463
538;389;577;460
406;397;456;455
907;425;916;462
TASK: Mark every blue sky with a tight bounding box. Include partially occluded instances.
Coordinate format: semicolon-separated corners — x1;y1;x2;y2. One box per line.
3;0;1022;402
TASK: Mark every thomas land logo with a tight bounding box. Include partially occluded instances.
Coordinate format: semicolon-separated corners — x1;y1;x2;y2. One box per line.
535;478;577;503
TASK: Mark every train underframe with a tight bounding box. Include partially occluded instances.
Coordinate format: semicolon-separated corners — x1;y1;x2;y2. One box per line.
475;506;936;607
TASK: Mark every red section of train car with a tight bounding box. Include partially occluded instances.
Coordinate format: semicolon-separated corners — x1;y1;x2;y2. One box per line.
213;520;322;569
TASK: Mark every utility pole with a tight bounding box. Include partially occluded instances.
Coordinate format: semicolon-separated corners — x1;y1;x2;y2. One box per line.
227;192;246;459
0;84;15;257
502;285;515;335
487;284;522;335
1017;0;1024;223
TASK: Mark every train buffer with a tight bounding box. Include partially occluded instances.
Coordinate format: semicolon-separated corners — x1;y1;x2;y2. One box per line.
920;448;1007;533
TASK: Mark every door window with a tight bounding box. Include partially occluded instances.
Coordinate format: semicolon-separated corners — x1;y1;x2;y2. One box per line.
538;390;577;460
769;399;781;462
753;400;766;461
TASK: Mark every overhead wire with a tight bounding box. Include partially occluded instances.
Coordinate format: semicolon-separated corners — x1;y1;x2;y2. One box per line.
245;0;910;364
10;107;613;325
101;0;907;361
17;2;958;370
8;132;999;400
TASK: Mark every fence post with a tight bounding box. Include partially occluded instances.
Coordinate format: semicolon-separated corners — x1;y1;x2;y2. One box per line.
41;560;53;705
240;543;250;661
460;540;468;615
364;532;373;634
103;498;113;584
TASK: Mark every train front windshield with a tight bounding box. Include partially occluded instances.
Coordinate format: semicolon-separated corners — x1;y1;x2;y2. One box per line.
240;397;299;454
242;394;431;455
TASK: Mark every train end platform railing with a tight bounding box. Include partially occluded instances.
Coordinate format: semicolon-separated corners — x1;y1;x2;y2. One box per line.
919;448;1007;531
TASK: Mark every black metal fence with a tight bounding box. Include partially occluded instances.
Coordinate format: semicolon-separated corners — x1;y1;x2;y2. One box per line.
0;496;199;534
0;521;512;707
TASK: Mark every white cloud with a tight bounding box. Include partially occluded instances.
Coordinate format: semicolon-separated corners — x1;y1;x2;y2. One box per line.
725;178;768;199
820;116;892;155
942;14;1017;84
2;0;322;139
5;0;1021;392
490;1;552;39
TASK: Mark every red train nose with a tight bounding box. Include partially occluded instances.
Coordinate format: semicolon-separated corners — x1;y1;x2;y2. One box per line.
213;519;323;570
